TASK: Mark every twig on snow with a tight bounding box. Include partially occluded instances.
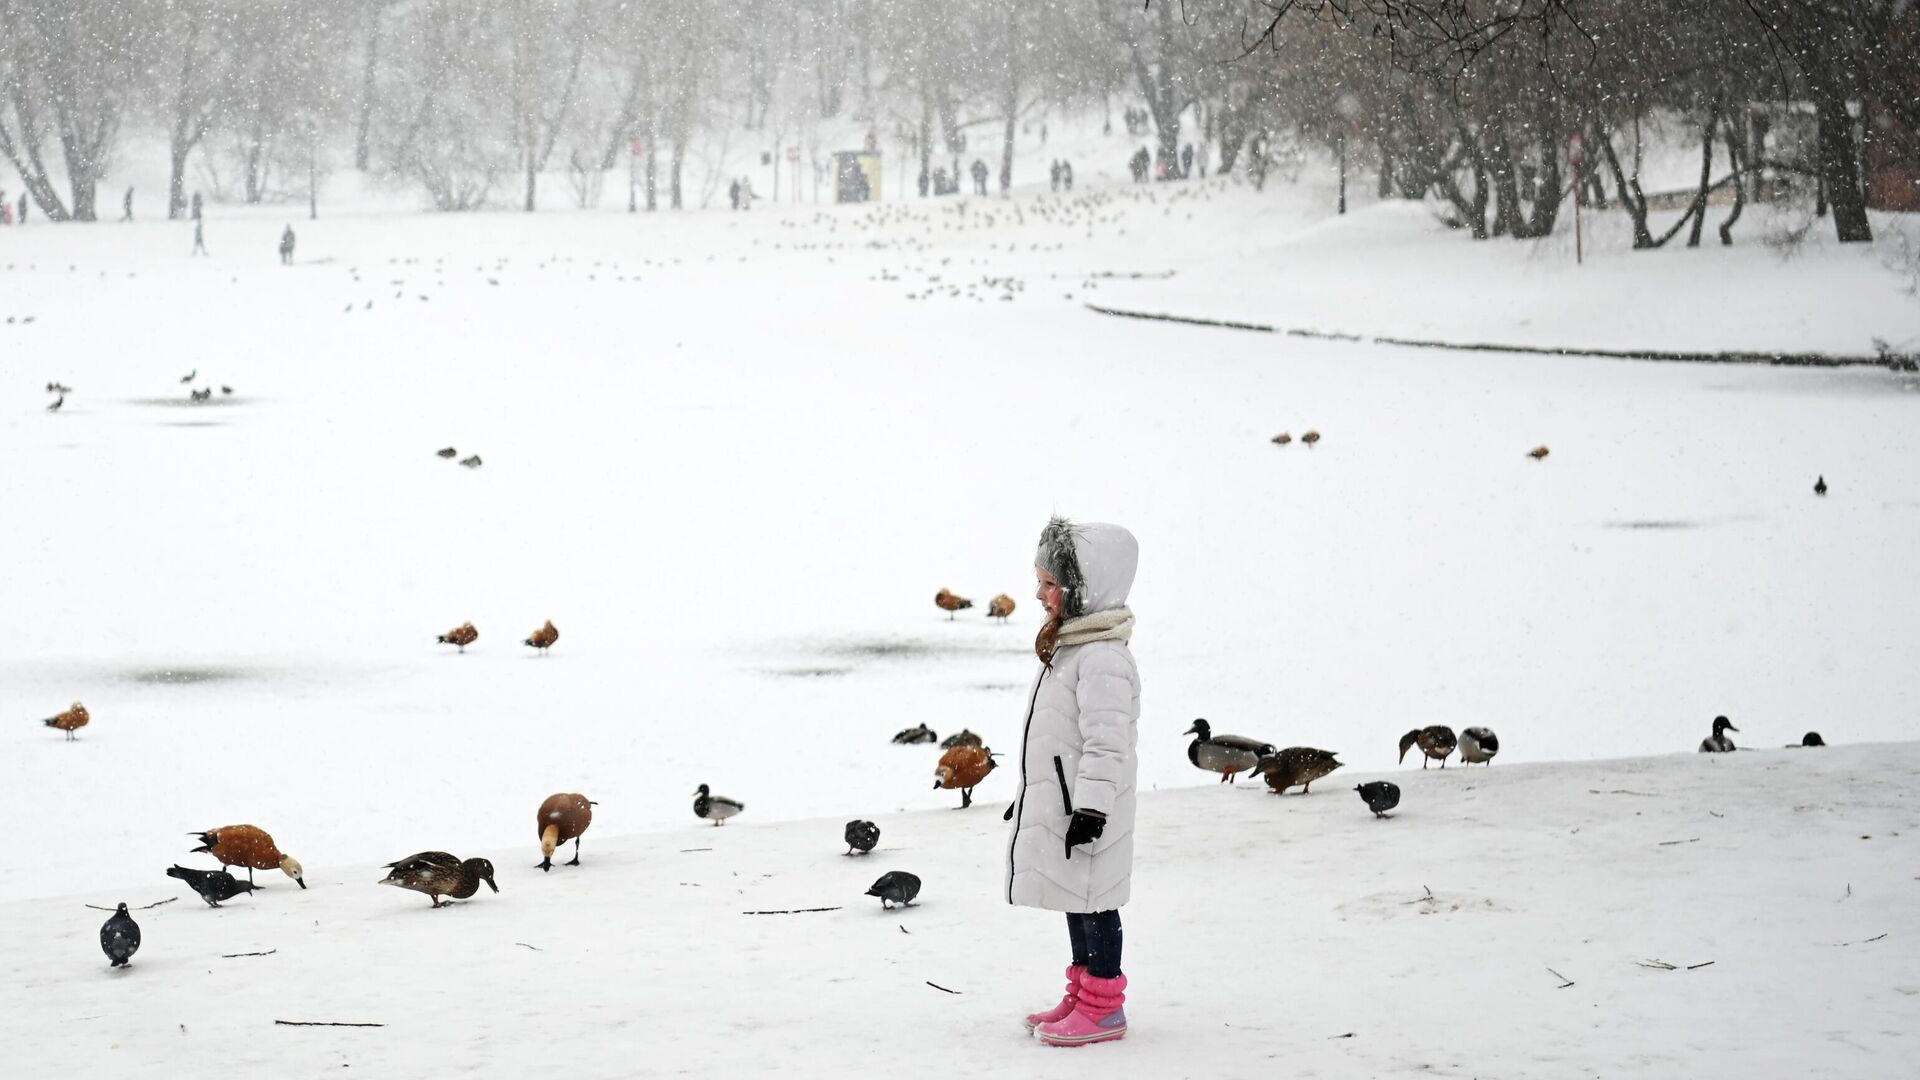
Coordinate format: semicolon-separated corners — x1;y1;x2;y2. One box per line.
679;847;713;853
274;1020;385;1028
1686;961;1715;970
222;949;277;958
899;925;910;935
514;942;542;951
85;897;177;912
926;981;962;995
1709;811;1724;818
1547;967;1575;989
1400;886;1436;905
1588;788;1660;797
1839;883;1851;902
1658;838;1700;846
1636;959;1678;970
741;906;841;915
1328;1032;1355;1039
1833;933;1889;947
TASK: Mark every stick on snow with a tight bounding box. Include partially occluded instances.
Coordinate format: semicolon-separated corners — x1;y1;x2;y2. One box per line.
275;1020;385;1028
85;897;176;912
741;906;841;915
1548;968;1575;989
222;950;277;959
925;981;961;995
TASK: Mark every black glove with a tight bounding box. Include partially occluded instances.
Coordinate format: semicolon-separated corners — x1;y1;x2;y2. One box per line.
1064;810;1106;857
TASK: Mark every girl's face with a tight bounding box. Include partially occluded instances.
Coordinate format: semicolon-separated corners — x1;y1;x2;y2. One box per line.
1035;566;1065;617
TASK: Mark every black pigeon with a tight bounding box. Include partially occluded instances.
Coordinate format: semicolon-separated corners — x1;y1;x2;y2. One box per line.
866;870;921;909
891;723;936;745
167;864;258;907
844;820;880;855
100;903;141;967
435;447;458;459
1814;475;1827;496
1355;780;1401;818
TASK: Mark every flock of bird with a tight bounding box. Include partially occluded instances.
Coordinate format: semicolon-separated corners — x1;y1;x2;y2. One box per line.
436;445;484;469
435;619;559;654
935;588;1016;621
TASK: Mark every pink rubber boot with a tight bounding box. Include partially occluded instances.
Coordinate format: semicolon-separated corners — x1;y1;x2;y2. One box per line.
1036;973;1127;1046
1024;965;1085;1031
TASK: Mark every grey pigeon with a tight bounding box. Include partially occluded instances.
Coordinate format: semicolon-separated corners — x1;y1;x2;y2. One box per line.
100;903;140;967
167;864;257;907
844;820;880;855
865;870;921;909
1355;781;1400;818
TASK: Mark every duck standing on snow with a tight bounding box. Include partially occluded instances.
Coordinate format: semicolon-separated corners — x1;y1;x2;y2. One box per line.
1792;731;1826;748
1182;719;1274;784
536;792;595;871
380;852;499;908
935;587;974;619
693;783;744;825
42;701;89;740
1355;781;1400;818
891;723;937;745
167;864;257;907
934;744;997;808
190;825;305;888
1248;747;1343;794
844;820;880;855
437;622;478;653
940;728;983;749
987;594;1017;622
1458;726;1499;765
1009;517;1139;1047
1698;715;1739;753
523;619;559;653
1398;725;1458;768
100;903;140;967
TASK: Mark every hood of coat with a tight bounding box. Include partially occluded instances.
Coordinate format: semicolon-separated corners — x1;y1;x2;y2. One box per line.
1036;518;1138;618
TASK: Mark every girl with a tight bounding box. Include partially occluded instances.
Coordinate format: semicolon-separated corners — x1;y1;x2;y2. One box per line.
1006;517;1140;1046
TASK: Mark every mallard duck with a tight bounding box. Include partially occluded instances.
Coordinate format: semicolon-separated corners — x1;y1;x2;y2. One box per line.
935;587;973;619
1355;780;1400;817
1249;747;1343;794
986;594;1016;621
167;864;257;907
379;851;498;907
1182;719;1274;784
437;622;478;652
891;723;937;745
693;783;744;825
933;745;997;808
1528;445;1550;460
190;825;305;888
844;819;880;855
1270;432;1292;446
1459;726;1499;765
866;870;921;908
1398;726;1457;768
939;728;983;749
1698;715;1738;753
536;792;594;871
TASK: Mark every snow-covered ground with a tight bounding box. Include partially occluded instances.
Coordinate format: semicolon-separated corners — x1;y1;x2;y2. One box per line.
3;744;1915;1077
3;157;1918;1074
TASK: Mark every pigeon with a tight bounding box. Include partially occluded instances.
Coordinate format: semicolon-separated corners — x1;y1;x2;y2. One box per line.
865;870;921;909
891;723;937;745
436;447;458;459
100;903;141;967
179;369;197;383
46;394;62;412
220;385;233;395
459;455;482;468
1814;475;1827;496
1355;781;1400;818
693;783;744;825
167;864;257;907
844;820;880;855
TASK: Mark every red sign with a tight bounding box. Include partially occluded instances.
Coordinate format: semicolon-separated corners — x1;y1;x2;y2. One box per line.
631;136;645;157
1567;133;1585;168
786;147;801;163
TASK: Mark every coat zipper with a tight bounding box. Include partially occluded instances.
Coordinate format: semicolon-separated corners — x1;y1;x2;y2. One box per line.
1007;665;1048;904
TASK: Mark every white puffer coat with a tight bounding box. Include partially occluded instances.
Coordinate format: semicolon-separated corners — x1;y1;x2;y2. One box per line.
1004;522;1140;913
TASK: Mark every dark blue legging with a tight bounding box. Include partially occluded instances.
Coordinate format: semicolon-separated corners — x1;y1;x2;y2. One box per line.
1066;910;1123;979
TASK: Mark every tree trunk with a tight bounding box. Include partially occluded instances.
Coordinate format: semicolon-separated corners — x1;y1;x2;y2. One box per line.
1686;103;1719;248
1718;114;1747;246
998;8;1017;194
167;10;204;220
1597;118;1654;249
355;3;383;172
1810;69;1871;242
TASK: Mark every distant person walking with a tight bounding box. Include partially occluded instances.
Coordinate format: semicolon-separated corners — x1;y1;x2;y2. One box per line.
1050;160;1062;193
190;191;203;220
1061;161;1074;192
0;189;9;226
121;186;134;221
728;178;741;211
192;218;208;257
18;191;28;224
970;158;989;196
1009;517;1141;1048
1180;144;1193;180
279;225;295;265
